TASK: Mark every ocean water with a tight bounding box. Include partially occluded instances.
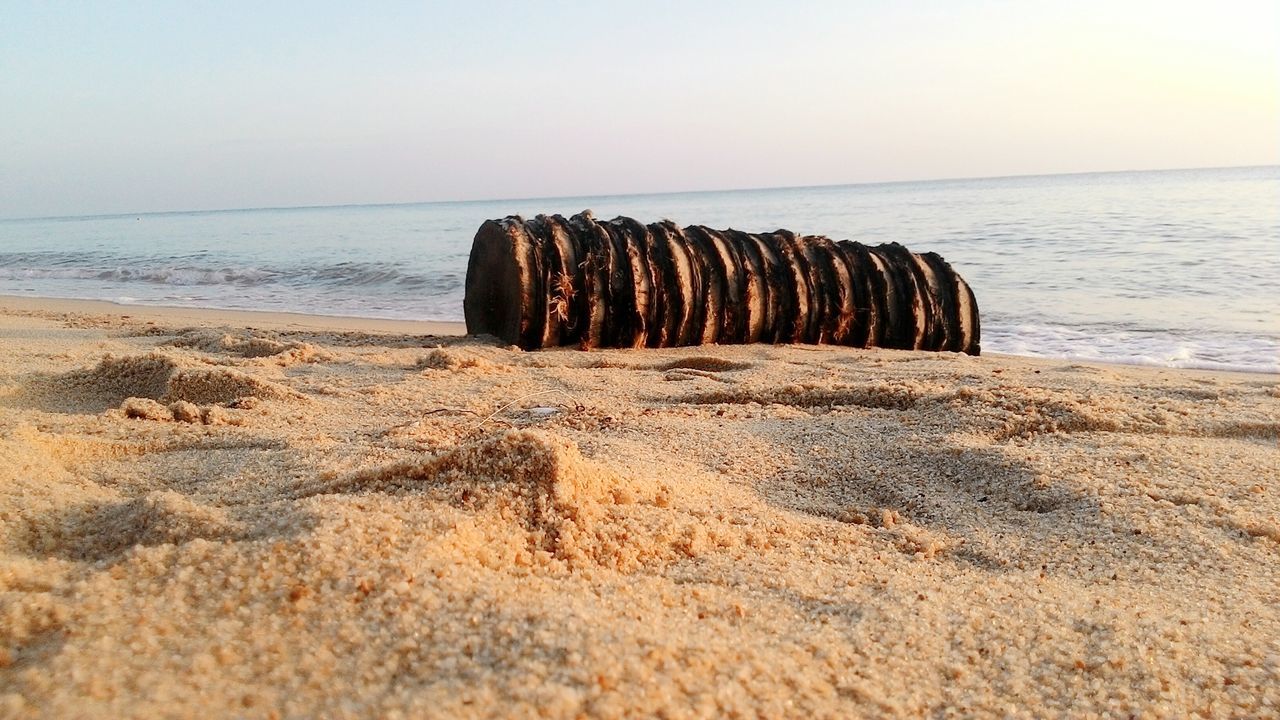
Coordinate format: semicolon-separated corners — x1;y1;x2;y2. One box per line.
2;166;1277;373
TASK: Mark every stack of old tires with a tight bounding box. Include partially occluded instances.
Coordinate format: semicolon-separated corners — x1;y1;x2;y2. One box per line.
463;212;980;355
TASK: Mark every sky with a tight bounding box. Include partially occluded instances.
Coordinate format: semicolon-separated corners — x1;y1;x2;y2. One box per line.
1;0;1276;219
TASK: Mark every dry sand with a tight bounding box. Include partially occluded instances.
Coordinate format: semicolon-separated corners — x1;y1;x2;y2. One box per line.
0;296;1277;719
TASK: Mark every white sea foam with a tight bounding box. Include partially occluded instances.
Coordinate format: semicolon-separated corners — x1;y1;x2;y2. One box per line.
984;322;1279;374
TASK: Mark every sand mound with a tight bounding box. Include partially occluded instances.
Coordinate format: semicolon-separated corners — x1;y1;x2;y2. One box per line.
164;366;301;405
1;426;238;560
321;431;676;567
682;380;932;411
0;430;110;555
658;357;753;372
52;353;303;411
681;380;1258;442
584;356;753;373
62;354;176;408
416;348;492;371
942;384;1214;440
25;491;238;562
163;330;331;366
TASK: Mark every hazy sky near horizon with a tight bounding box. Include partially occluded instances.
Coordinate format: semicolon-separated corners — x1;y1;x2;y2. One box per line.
1;1;1276;218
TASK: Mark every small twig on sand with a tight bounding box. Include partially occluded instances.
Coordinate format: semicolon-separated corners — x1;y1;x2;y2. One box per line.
476;389;584;430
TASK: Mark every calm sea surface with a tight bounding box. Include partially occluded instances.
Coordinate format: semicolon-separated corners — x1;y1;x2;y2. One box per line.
2;166;1277;373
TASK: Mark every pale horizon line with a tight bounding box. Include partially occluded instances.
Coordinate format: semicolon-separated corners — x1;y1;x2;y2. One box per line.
4;162;1275;224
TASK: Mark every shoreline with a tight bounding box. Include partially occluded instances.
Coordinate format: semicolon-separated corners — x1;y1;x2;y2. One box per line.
1;294;1274;381
0;293;466;336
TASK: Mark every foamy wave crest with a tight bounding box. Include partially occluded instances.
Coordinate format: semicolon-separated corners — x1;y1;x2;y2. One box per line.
302;262;455;289
0;253;456;292
984;321;1280;374
0;266;279;286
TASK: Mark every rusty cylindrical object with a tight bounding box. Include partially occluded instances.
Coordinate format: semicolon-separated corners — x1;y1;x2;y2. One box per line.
464;211;980;354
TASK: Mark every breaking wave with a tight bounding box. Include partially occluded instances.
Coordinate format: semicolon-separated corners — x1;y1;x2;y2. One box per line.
0;253;457;292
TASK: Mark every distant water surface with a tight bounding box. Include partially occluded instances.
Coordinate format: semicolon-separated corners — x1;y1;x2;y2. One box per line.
2;166;1277;373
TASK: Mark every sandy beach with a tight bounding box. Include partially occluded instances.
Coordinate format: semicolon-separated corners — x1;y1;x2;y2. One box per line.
1;295;1277;718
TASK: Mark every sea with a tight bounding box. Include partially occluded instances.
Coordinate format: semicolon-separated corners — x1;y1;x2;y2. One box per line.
1;166;1276;373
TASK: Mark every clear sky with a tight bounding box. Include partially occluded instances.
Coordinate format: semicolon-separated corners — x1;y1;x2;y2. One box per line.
1;0;1276;218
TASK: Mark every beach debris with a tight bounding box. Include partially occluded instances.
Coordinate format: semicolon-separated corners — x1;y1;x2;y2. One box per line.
476;389;584;430
464;212;980;353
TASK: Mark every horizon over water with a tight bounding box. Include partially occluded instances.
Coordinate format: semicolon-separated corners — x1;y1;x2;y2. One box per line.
4;163;1271;223
1;165;1277;373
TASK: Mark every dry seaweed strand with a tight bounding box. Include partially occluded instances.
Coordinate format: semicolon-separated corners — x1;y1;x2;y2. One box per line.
476;389;586;430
